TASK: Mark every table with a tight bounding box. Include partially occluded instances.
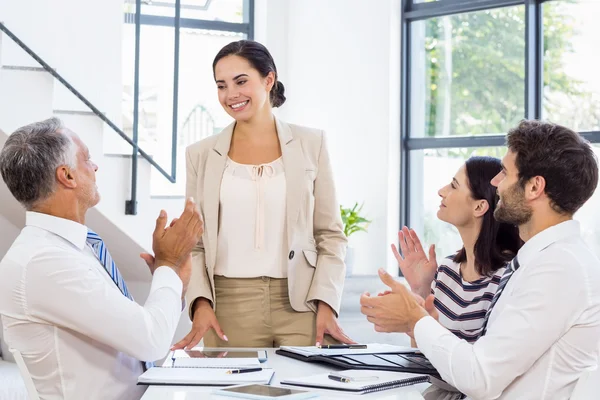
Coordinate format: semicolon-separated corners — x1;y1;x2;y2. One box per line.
140;349;461;400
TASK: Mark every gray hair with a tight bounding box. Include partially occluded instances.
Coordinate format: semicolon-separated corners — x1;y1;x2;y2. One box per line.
0;117;77;210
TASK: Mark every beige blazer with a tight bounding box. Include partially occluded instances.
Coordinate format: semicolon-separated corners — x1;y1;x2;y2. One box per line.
185;118;347;318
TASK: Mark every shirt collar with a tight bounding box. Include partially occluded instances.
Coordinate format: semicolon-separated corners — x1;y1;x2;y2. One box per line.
26;211;88;250
517;219;581;267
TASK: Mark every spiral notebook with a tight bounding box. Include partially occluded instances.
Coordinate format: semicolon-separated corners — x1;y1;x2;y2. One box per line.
281;369;429;394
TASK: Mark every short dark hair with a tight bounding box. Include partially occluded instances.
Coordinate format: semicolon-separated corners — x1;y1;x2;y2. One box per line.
454;156;522;276
0;118;75;210
507;120;598;215
213;40;286;108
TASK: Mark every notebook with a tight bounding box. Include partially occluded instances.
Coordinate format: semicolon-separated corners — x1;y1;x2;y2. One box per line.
281;369;429;394
169;349;262;368
137;367;275;386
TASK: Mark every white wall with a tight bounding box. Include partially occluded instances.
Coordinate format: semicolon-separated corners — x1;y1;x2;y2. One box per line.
255;0;401;275
0;0;123;125
0;215;20;259
0;0;186;253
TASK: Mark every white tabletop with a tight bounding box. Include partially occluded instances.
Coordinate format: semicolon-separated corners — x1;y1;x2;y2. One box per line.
140;349;459;400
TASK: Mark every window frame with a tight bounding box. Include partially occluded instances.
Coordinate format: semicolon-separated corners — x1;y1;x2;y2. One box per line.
123;0;253;201
400;0;600;230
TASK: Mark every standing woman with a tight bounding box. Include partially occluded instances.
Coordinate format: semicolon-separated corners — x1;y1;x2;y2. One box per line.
174;40;353;348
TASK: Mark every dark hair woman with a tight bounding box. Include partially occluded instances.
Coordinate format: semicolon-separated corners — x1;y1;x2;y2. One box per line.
392;156;522;343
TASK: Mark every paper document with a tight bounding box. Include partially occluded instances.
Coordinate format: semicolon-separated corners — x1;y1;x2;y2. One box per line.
281;369;429;394
138;367;275;386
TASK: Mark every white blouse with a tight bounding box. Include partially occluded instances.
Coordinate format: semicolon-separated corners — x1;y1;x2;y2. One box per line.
214;157;288;278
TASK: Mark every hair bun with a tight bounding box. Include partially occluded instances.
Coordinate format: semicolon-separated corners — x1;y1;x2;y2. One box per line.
271;80;286;108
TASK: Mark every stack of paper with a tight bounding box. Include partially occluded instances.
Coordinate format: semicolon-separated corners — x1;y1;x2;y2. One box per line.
138;367;275;386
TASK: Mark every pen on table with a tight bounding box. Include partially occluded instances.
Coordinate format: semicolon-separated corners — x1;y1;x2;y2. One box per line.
317;344;367;349
328;374;352;383
226;367;263;374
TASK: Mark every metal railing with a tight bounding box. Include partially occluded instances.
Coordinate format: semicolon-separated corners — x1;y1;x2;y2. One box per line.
179;104;216;149
0;19;174;216
1;0;253;214
0;0;253;215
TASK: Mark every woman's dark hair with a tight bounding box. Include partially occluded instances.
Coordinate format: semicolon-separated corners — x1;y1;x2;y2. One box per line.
212;40;286;108
453;156;522;276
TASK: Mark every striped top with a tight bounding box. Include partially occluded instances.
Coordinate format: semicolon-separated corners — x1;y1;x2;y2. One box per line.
430;256;506;343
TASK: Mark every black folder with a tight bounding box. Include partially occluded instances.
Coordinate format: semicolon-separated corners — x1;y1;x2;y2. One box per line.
275;348;440;378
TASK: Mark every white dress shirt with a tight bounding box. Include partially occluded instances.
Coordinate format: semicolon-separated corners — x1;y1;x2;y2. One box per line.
415;220;600;399
0;212;183;400
214;157;288;278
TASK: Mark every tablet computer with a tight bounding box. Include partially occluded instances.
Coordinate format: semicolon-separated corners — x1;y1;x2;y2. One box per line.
175;349;268;363
184;350;262;359
214;384;318;399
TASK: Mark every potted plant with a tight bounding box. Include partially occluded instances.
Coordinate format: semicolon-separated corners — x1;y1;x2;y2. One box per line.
340;202;371;276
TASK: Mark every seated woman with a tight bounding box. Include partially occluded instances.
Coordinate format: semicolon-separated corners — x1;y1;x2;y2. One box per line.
393;156;522;342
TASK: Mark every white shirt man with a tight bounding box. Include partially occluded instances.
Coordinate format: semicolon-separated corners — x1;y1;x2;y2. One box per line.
0;118;201;400
415;219;600;398
0;212;183;399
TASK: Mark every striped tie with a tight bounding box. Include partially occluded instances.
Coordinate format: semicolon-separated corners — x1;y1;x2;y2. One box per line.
86;229;132;300
86;229;154;369
481;256;520;336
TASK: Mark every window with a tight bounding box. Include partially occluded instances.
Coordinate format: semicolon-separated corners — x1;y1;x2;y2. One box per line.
401;0;600;263
410;6;525;138
542;1;600;132
575;145;600;256
121;0;253;197
131;0;247;22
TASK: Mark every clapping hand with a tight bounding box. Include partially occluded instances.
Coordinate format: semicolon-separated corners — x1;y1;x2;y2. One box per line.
391;227;438;299
360;269;429;333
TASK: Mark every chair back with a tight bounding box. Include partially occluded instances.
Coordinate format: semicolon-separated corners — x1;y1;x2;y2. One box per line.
9;348;40;400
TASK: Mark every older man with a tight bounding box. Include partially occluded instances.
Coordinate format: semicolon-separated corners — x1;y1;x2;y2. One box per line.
0;118;203;399
362;121;600;399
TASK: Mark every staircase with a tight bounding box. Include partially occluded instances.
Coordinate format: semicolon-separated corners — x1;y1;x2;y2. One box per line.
0;25;192;340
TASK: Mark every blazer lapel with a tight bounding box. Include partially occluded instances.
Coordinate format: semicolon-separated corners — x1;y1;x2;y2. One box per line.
277;118;304;248
203;122;234;269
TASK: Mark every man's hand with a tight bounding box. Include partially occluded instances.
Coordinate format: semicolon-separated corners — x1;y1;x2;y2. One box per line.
360;268;429;333
151;198;203;288
391;227;438;299
140;216;180;275
406;294;439;340
141;212;196;296
315;302;356;346
172;298;228;350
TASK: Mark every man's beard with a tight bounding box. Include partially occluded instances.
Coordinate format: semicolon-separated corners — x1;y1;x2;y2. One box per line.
494;182;533;225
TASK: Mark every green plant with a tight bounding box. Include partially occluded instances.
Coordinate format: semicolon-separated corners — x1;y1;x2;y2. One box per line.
340;203;371;238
